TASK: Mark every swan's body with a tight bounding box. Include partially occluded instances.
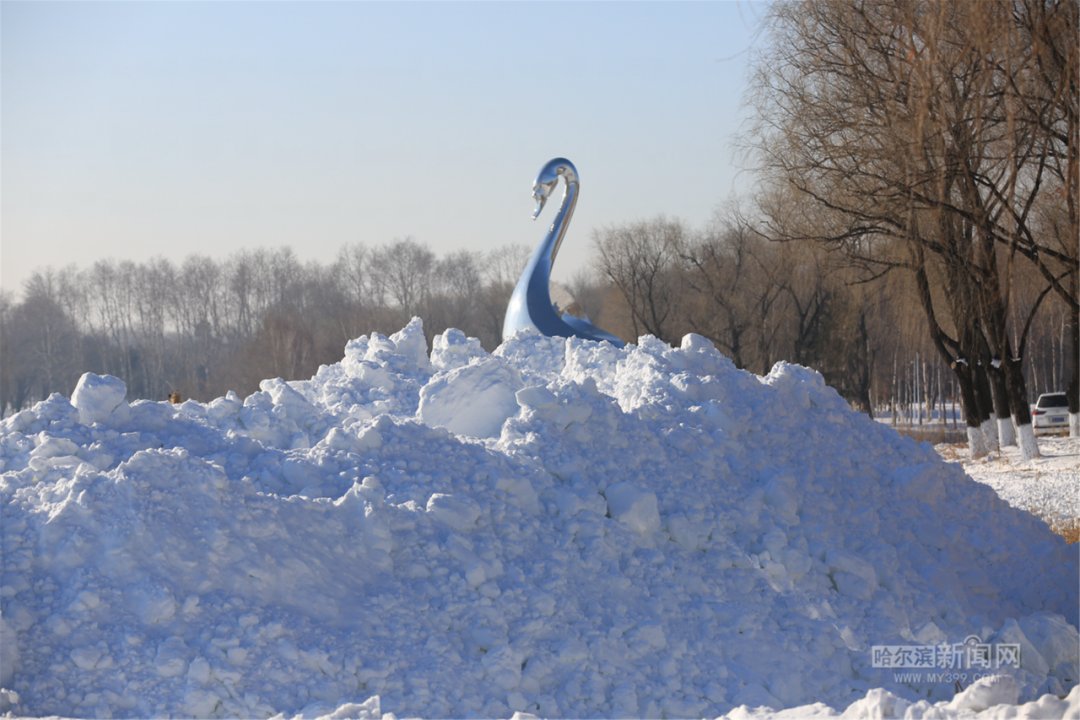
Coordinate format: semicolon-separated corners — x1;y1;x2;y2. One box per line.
501;158;624;346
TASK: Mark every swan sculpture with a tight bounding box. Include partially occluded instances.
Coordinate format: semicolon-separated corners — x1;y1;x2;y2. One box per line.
501;158;624;346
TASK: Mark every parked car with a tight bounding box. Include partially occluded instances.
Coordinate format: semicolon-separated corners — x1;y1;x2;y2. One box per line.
1032;392;1070;433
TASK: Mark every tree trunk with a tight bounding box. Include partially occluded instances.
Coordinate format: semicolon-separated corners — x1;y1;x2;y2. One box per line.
1003;355;1041;460
988;364;1016;447
852;311;873;418
1068;281;1080;437
954;361;991;459
973;358;998;452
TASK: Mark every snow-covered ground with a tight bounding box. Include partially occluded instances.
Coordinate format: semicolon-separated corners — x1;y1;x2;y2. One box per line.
939;435;1080;538
1;320;1076;720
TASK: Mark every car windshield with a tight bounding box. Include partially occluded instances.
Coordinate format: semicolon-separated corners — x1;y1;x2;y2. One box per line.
1037;394;1069;409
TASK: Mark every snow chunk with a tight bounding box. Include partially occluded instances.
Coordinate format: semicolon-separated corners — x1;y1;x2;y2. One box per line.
154;637;190;678
426;493;482;531
71;373;129;425
605;481;661;535
289;696;384;719
949;674;1019;713
390;317;430;370
431;328;486;371
418;358;522;439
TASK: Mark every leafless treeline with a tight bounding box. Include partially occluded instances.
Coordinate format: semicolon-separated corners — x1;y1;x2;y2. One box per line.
0;240;529;412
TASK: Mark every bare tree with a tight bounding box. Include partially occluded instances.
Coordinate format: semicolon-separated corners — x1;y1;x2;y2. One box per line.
748;0;1076;457
0;291;13;414
593;217;690;344
6;273;81;405
370;237;436;320
428;250;483;339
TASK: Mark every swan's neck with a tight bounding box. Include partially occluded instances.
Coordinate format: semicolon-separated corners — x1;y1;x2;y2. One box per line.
543;179;578;268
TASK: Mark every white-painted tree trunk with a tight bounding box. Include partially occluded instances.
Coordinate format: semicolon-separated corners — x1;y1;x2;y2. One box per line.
981;418;999;452
1015;422;1041;461
997;417;1016;447
1071;411;1079;438
968;426;991;459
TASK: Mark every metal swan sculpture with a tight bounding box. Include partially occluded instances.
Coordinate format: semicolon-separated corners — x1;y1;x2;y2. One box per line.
501;158;624;346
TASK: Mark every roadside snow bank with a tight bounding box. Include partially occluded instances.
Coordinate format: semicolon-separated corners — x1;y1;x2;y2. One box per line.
1;319;1076;718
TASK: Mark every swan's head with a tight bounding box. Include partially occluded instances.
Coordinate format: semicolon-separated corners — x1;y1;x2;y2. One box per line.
531;157;578;219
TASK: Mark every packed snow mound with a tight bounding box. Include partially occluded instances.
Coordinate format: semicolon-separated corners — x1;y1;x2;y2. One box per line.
725;680;1080;719
1;318;1076;719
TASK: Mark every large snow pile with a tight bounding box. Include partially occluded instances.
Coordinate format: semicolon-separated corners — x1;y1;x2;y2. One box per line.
1;319;1077;719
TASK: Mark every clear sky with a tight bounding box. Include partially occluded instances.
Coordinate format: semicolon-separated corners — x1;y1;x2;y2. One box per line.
1;0;769;296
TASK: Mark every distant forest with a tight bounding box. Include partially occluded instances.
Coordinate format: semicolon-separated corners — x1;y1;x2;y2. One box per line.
0;240;530;411
2;0;1076;460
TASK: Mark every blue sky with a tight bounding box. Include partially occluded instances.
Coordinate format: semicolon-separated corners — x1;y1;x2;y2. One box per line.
1;1;769;294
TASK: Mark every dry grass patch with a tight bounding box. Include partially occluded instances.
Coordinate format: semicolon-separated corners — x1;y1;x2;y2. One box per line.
1051;519;1080;544
895;427;968;445
935;443;965;462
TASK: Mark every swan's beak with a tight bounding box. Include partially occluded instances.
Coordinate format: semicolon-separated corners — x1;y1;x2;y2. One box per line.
531;194;548;220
